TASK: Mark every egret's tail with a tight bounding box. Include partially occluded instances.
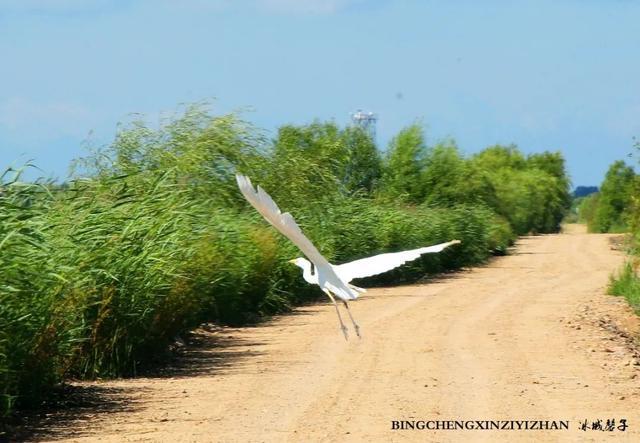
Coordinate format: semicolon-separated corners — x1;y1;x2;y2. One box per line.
326;282;359;301
348;284;367;294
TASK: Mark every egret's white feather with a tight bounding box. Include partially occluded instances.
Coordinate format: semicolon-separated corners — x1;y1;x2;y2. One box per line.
235;173;461;338
334;240;461;282
236;174;357;301
236;174;330;267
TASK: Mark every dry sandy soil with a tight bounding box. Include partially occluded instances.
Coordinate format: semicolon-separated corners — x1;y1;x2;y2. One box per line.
17;225;640;442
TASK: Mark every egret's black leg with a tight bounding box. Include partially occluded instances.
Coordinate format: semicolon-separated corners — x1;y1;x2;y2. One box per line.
324;289;348;340
343;301;361;338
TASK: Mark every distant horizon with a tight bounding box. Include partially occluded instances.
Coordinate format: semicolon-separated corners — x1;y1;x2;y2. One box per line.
2;0;639;186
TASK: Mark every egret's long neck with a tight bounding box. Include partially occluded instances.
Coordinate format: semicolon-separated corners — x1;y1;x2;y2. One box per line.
300;261;317;284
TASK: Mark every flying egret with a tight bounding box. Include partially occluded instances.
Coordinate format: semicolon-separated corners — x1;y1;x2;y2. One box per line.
235;174;461;340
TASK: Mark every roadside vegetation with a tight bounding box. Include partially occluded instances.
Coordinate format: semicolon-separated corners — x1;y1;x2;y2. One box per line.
579;141;640;314
578;160;635;233
0;104;571;419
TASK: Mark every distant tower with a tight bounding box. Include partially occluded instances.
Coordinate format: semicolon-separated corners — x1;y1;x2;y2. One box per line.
350;109;377;142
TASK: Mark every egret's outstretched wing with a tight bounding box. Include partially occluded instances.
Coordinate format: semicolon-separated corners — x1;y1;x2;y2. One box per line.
334;240;461;282
235;174;331;267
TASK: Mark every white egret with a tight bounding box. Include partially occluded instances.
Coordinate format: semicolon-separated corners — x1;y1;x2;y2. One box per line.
236;174;461;340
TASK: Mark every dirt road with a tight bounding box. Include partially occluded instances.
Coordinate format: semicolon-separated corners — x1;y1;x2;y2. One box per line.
30;225;640;442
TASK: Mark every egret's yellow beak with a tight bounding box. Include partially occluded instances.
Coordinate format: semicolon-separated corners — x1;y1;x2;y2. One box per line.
287;259;296;264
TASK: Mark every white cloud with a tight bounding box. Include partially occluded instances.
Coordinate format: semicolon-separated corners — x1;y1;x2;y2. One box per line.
0;0;367;16
0;0;115;14
0;97;96;139
255;0;364;15
152;0;366;15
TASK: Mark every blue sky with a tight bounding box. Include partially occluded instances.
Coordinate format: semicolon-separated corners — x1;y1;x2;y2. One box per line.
0;0;639;186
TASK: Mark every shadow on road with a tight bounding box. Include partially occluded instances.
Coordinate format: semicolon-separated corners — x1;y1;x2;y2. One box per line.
3;383;138;442
3;326;270;442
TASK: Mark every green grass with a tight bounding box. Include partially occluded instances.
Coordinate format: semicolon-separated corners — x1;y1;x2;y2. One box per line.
0;171;513;419
609;262;640;313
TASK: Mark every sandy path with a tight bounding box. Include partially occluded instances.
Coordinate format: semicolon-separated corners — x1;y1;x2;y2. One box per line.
28;225;640;442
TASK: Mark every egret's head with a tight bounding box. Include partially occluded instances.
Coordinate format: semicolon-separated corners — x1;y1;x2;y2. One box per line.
287;257;316;284
287;257;310;270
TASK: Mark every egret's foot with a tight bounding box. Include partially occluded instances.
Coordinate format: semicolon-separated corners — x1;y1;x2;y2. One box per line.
354;324;361;338
341;325;349;341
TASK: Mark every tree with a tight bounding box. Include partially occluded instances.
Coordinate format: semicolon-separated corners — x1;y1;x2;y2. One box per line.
261;122;345;209
471;145;570;234
381;124;427;203
421;141;497;208
526;151;572;230
260;121;383;207
340;126;381;195
472;144;526;171
574;186;598;198
592;160;635;232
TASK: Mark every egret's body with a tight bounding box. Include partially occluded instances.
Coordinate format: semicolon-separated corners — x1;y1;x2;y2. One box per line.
236;174;460;339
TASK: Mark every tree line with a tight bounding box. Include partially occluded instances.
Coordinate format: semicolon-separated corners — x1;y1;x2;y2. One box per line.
0;104;570;420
